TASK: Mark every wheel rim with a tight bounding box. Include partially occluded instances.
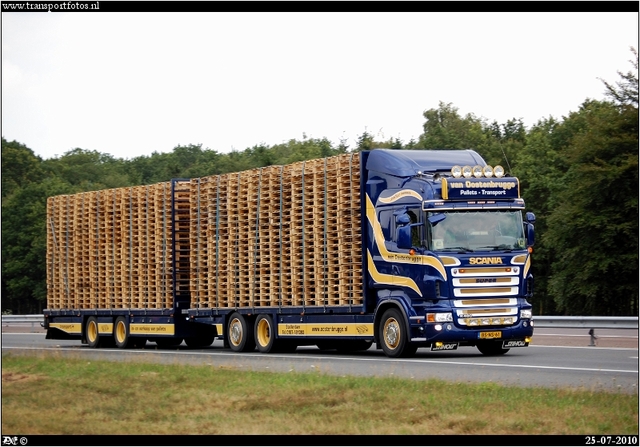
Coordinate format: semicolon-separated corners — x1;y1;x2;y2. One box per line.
116;320;126;344
383;317;400;350
256;318;271;348
229;318;243;347
87;320;98;343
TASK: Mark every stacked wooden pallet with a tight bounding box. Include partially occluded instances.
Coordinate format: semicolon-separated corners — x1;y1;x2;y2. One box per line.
189;153;363;309
46;182;177;310
46;153;363;311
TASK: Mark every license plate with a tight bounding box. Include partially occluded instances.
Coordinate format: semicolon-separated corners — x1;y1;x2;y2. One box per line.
479;331;502;339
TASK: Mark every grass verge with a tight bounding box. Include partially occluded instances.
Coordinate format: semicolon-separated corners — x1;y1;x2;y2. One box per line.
1;352;638;435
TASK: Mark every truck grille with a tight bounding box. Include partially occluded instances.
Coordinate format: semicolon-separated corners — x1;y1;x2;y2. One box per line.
451;266;520;298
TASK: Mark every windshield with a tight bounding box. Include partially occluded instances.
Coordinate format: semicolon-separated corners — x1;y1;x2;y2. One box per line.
428;210;526;252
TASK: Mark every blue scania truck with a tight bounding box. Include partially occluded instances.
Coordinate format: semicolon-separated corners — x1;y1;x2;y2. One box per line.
44;149;535;357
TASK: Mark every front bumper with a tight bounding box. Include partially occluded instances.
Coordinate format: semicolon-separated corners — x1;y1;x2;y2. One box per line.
411;319;534;346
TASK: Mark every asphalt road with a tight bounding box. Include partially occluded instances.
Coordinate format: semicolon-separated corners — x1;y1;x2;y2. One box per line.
2;326;638;394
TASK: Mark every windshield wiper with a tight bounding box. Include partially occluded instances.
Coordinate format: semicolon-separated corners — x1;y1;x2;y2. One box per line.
441;246;474;253
475;245;513;252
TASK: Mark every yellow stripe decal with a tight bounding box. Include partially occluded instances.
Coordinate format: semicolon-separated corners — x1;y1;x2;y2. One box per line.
368;250;422;297
378;189;423;204
366;194;447;280
49;322;82;334
278;322;374;337
130;324;175;335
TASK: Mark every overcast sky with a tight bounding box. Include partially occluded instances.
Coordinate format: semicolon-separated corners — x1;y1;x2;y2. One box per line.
2;10;638;160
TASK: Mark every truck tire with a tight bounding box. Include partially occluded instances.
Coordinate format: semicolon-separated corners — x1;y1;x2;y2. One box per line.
476;341;510;356
254;314;276;353
379;308;417;358
86;317;100;348
114;316;131;349
253;315;297;353
227;312;255;352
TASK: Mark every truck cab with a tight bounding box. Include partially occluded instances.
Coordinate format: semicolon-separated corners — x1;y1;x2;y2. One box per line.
363;149;535;357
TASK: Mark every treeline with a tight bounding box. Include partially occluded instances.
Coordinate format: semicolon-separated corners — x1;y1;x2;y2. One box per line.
2;49;638;317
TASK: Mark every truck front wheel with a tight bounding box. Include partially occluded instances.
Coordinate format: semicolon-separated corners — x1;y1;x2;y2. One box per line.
379;308;417;358
228;313;255;352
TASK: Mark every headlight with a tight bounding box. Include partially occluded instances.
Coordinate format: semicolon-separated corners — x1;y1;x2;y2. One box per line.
427;312;453;323
520;309;532;319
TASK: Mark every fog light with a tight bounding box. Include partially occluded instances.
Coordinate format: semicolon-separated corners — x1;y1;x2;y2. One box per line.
434;324;443;331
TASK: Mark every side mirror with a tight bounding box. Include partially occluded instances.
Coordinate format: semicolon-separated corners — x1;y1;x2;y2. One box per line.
524;212;536;247
395;213;411;226
397;226;413;249
397;222;423;249
526;212;536;224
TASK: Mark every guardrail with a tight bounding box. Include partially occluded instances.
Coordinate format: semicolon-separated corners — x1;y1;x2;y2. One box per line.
533;316;638;330
2;314;638;332
2;314;45;332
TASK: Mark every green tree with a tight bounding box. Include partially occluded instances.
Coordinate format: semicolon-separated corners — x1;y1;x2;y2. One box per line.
1;138;45;202
42;148;130;190
513;116;567;315
1;177;75;313
545;51;638;315
418;102;490;151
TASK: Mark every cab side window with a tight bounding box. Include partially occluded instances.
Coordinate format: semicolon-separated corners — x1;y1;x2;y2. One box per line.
407;208;422;247
379;210;393;241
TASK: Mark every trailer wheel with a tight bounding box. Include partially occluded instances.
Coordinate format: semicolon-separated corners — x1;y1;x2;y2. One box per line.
227;313;255;352
114;316;131;349
476;341;510;356
86;317;100;348
379;308;417;358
